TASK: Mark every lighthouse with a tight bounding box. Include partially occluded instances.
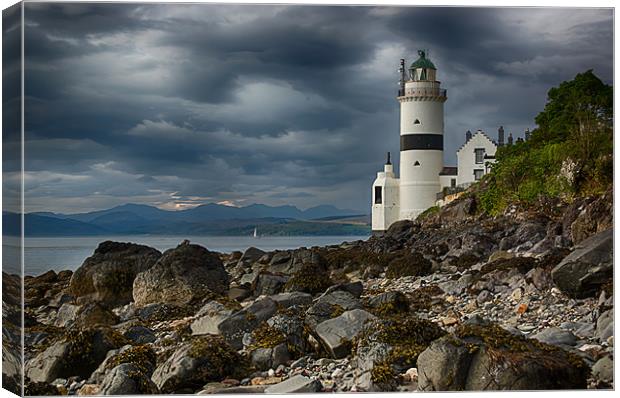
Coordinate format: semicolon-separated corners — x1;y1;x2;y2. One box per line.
371;50;448;232
398;50;447;220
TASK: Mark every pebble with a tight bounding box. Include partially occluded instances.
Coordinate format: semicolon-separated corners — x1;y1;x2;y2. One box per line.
441;316;458;326
331;368;344;379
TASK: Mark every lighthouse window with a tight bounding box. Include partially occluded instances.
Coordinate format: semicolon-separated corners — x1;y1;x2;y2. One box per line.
374;187;382;204
414;119;421;125
414;161;420;166
474;148;485;164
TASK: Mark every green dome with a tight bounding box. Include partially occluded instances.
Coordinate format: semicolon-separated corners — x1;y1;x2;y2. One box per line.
410;50;436;70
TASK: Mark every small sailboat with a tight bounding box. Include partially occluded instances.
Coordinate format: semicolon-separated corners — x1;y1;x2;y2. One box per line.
253;227;259;238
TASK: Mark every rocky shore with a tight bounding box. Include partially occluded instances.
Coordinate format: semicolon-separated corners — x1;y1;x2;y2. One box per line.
2;189;613;394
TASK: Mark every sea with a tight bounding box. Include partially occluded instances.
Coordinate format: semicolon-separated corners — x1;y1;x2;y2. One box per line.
2;235;369;276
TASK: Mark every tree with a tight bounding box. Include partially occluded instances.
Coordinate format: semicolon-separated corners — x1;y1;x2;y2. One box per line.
531;70;612;190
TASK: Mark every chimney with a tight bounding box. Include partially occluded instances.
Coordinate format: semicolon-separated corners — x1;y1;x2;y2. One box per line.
465;130;472;142
398;59;406;96
525;128;531;141
498;126;505;146
508;132;514;145
386;151;391;165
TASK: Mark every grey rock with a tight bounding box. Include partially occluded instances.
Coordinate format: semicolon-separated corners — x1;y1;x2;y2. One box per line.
271;343;291;369
133;243;229;307
270;292;313;308
560;321;595;339
526;267;553;291
305;290;362;328
250;348;273;370
385;220;417;241
218;297;278;349
596;309;613;342
228;287;251;302
290;356;309;369
191;301;234;336
55;303;80;328
591;356;613;382
367;291;408;312
123;325;156;344
270;248;322;275
531;327;577;347
151;337;239;393
73;302;120;328
324;281;364;298
48;292;74;309
315;309;376;359
26;328;121;383
252;273;288;296
264;375;323;393
239;270;259;286
99;363;159;395
417;335;475;391
269;251;292;266
439;273;473;296
476;290;493;304
267;312;307;354
238;247;266;264
69;241;161;307
551;228;613;298
464;345;586;390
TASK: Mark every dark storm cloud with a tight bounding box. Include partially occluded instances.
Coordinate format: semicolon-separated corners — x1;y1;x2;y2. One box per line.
21;3;613;213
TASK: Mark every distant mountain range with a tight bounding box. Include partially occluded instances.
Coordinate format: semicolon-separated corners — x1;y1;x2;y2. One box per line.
3;203;370;237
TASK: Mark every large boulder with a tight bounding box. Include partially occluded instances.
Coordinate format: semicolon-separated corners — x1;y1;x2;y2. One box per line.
133;243;229;307
417;335;475;391
151;335;247;393
353;316;446;392
551;228;613;298
99;363;159;395
25;328;126;383
69;241;161;307
417;323;588;391
385;220;417;241
315;309;376;358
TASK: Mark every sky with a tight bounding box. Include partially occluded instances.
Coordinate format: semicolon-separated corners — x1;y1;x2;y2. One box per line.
5;2;614;213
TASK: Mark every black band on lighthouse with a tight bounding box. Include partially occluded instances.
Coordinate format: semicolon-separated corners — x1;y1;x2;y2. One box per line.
400;134;443;151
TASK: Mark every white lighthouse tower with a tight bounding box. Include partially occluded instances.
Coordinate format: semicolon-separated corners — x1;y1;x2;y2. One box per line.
398;50;447;221
371;50;448;233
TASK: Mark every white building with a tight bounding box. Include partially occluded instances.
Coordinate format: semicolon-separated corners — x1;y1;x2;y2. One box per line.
372;51;511;233
456;129;498;187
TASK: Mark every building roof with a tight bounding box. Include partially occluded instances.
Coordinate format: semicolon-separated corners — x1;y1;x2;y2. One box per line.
456;130;497;153
410;50;436;70
439;166;458;176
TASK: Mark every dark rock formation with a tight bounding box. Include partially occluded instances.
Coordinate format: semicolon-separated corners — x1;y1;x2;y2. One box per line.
69;241;161;307
133;243;229;307
551;228;613;298
151;335;246;393
417;323;588;391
